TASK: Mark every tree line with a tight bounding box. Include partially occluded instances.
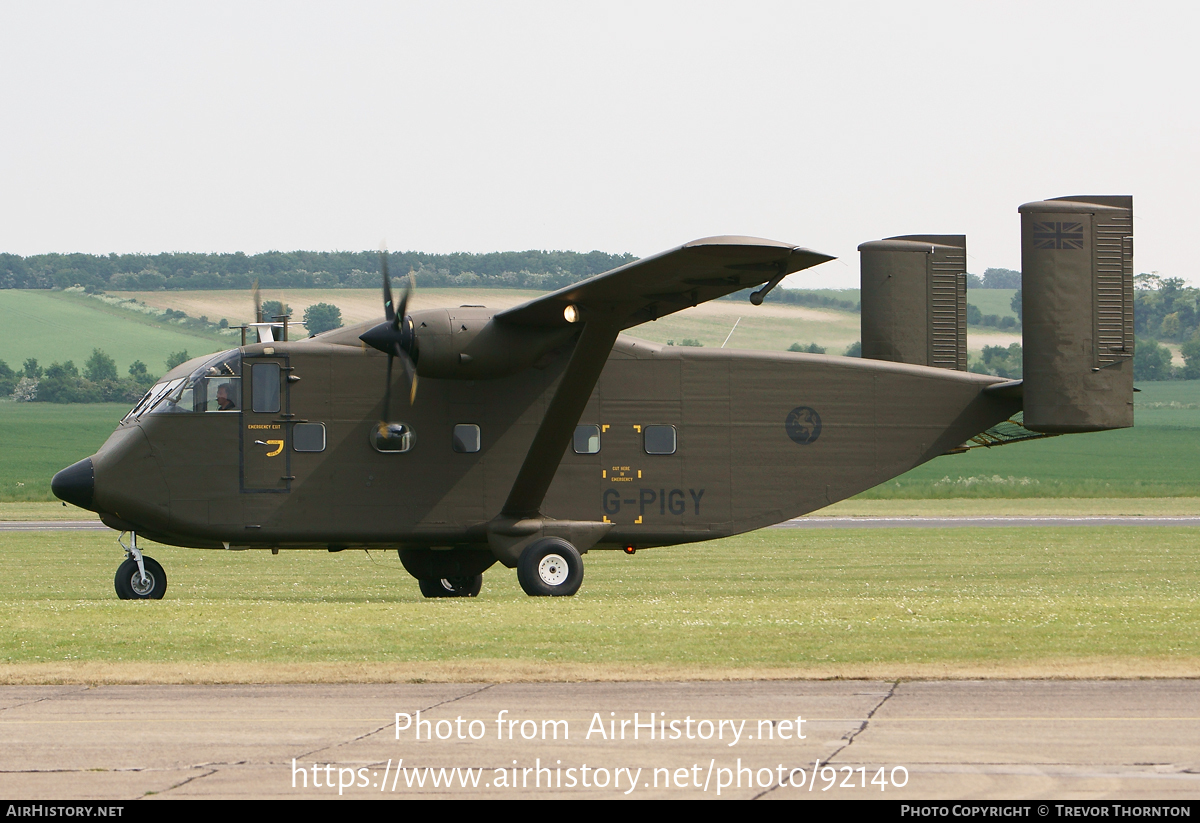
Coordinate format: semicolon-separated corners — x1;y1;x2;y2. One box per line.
0;350;166;404
0;249;636;292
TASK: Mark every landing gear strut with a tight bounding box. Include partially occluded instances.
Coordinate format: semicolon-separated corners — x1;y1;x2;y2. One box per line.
115;532;167;600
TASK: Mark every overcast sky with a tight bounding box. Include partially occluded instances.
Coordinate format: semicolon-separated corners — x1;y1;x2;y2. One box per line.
1;1;1195;288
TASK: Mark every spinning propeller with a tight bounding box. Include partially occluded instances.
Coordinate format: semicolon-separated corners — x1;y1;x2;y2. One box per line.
359;250;419;425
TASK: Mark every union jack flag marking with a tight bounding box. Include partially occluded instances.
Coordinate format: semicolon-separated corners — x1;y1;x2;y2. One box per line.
1032;221;1085;250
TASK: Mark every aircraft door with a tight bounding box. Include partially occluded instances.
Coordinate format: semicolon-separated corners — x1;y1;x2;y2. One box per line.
241;356;292;493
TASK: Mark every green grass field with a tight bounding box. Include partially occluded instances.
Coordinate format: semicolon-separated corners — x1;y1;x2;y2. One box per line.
2;526;1197;679
0;290;228;376
0;402;129;501
861;379;1200;499
967;288;1019;322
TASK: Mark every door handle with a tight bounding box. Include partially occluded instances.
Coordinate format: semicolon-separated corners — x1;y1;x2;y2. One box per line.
254;439;285;457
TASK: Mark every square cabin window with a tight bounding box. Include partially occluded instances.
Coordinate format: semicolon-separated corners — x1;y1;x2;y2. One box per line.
293;423;326;452
573;425;600;454
643;424;677;455
251;363;280;413
452;424;480;453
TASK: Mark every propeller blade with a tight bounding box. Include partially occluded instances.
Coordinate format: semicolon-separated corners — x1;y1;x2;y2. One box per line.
252;280;262;323
380;250;395;323
381;352;394;424
400;347;418;405
396;270;414;322
364;257;419;413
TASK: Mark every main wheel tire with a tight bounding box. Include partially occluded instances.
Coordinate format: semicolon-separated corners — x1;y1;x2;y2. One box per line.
418;575;483;598
114;556;167;600
516;538;583;597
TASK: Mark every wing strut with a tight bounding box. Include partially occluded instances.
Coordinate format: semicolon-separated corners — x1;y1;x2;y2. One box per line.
500;319;619;518
482;235;837;565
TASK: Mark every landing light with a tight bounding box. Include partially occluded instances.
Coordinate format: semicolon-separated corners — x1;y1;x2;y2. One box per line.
564;304;579;323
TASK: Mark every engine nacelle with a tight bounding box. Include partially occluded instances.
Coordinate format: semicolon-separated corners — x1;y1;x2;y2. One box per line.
409;307;577;380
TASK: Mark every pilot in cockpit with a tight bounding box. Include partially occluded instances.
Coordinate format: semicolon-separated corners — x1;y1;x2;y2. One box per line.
215;382;237;411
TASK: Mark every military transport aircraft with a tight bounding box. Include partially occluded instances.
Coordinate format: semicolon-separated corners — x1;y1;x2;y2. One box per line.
51;195;1134;599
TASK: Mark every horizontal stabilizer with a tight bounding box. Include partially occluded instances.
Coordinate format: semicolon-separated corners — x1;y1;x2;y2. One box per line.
982;379;1022;399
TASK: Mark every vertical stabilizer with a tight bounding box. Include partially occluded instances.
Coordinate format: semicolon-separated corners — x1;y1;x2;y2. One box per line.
859;234;967;370
1020;195;1134;433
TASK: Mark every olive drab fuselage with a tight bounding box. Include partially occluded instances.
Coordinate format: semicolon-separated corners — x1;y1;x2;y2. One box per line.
86;330;1017;553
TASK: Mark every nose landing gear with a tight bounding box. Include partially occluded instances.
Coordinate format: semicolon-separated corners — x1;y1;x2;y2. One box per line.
115;532;167;600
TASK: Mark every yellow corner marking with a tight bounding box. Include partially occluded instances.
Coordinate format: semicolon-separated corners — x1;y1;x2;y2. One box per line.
601;424;610;433
634;515;642;524
603;515;610;523
265;440;284;457
633;425;641;433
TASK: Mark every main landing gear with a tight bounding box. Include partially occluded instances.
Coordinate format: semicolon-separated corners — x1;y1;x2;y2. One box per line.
400;541;585;599
115;532;167;600
418;576;483;598
516;537;583;597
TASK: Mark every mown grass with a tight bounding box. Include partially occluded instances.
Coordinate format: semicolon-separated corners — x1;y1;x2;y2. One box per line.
2;527;1197;675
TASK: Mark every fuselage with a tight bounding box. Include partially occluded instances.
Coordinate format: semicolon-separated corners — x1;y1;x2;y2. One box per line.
70;320;1017;553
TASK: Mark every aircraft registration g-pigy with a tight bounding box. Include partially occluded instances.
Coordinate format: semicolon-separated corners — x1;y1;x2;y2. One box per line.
52;195;1134;599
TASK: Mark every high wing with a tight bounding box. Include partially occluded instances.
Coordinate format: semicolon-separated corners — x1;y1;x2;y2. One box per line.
489;236;835;550
495;236;834;330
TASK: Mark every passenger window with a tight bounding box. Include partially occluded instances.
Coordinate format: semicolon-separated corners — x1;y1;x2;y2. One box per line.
452;424;480;453
643;425;676;455
293;423;326;452
251;364;281;413
371;422;416;453
573;425;600;454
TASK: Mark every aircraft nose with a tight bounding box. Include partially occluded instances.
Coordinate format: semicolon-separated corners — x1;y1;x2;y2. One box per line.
51;457;96;512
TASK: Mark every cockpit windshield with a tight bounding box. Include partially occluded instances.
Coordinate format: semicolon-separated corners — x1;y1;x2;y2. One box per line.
122;350;242;421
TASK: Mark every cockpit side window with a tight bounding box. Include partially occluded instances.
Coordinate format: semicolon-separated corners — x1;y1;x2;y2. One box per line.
148;378;194;414
128;350;242;420
200;351;241;412
123;378;183;421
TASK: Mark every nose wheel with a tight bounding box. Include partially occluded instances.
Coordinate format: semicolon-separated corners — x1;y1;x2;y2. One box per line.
115;532;167;600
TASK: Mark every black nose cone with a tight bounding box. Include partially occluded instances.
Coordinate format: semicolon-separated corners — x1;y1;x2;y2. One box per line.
52;457;95;511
